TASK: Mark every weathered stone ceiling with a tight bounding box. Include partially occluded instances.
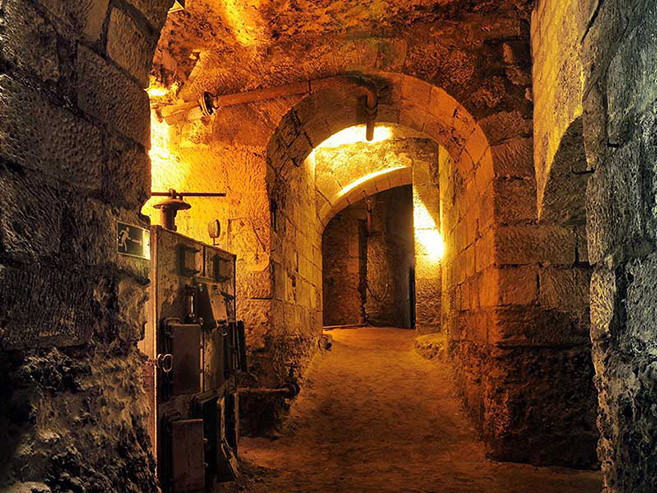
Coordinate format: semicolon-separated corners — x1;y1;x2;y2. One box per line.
153;0;533;101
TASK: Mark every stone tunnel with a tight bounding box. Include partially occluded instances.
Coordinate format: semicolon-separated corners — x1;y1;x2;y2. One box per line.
1;0;657;492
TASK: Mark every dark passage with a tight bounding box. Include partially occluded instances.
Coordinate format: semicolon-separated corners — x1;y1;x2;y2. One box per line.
322;187;415;328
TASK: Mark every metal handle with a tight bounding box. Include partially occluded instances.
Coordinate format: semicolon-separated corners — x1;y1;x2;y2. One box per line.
157;353;173;373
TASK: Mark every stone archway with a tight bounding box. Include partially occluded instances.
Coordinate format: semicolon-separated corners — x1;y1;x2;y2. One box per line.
264;72;597;466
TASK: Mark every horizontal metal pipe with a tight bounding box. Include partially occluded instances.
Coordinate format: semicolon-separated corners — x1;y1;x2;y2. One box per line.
214;76;377;109
215;80;311;107
162;75;379;140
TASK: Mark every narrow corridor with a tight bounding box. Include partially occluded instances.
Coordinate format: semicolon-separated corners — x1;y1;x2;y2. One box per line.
238;328;601;492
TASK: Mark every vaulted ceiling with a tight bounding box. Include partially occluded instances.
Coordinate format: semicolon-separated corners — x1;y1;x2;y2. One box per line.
152;0;533;102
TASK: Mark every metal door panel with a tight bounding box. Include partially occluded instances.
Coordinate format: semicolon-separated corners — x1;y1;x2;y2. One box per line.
171;419;205;491
151;227;240;491
169;322;201;395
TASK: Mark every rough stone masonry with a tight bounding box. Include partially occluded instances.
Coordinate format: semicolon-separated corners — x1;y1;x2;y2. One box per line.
0;0;656;491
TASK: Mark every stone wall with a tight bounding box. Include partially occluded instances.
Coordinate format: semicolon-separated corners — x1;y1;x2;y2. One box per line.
533;0;657;487
581;0;657;490
413;147;442;333
322;187;414;329
267;150;324;384
438;86;598;468
0;1;618;487
531;0;591;212
266;65;598;465
365;187;415;328
0;0;172;489
140;107;275;352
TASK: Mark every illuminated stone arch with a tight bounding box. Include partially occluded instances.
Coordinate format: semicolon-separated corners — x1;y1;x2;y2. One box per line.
265;72;495;303
266;72;493;185
266;73;495;284
319;163;413;227
264;70;599;466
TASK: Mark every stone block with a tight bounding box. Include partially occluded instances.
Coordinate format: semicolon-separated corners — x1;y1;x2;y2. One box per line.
453;317;489;349
0;75;103;189
401;77;431;106
575;225;589;263
477;186;495;231
428;86;458;124
115;275;149;344
493;179;537;223
489;306;588;346
465;126;489;167
591;348;657;491
481;266;538;307
586;140;647;264
375;105;401;124
625;253;657;355
77;46;150;146
490;138;534;177
0;263;98;349
288;133;313;166
0;0;60;81
37;0;110;42
61;197;149;268
101;135;150;208
589;266;618;343
495;225;576;266
399;104;427;132
0;167;63;261
581;80;606;171
605;2;657;145
303;118;332;148
277;114;301;148
479;111;532;145
539;266;591;311
107;8;155;87
452;107;477;142
484;345;598;467
475;228;495;272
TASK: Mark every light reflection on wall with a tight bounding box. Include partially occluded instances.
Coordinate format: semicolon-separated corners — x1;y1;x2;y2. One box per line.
336;166;406;199
413;199;444;263
141;108;191;224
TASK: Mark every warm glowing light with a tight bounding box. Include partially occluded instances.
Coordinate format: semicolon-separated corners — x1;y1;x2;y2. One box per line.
318;125;393;148
336;166;406;198
141;110;191;221
147;78;177;99
413;200;444;261
220;0;265;46
413;199;436;230
415;228;445;260
147;86;169;97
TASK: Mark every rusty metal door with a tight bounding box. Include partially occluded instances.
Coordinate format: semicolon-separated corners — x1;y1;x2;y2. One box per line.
146;226;242;492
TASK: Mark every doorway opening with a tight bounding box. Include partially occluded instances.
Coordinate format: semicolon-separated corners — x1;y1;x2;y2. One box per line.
322;185;415;329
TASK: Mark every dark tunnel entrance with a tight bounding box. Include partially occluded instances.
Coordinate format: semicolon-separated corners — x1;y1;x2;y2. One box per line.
322;186;416;329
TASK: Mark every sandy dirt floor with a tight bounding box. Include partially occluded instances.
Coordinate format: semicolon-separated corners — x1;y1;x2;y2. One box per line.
236;327;602;492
